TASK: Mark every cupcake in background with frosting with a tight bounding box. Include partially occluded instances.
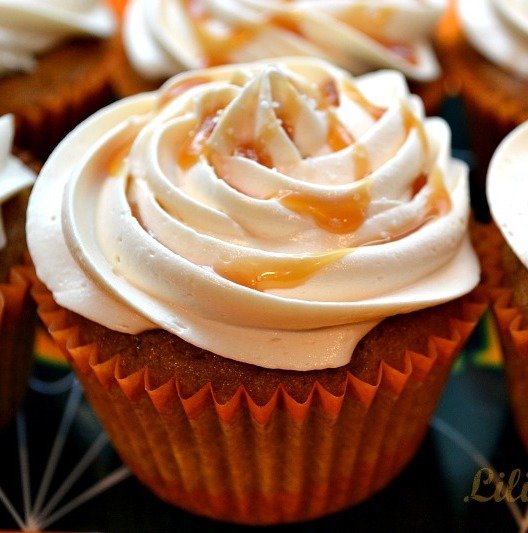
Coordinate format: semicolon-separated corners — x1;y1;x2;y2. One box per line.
481;121;528;450
438;0;528;201
0;114;38;429
112;0;448;113
0;0;116;157
28;58;484;523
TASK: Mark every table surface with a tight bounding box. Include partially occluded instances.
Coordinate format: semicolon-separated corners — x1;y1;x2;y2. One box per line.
1;98;526;533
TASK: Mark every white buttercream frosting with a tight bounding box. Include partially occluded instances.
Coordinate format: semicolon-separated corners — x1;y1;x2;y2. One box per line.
458;0;528;79
27;58;479;370
0;0;116;76
123;0;445;82
487;121;528;269
0;114;36;249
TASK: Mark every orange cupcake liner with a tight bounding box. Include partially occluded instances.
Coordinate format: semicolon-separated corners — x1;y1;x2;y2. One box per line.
475;222;528;446
31;277;485;524
0;263;36;429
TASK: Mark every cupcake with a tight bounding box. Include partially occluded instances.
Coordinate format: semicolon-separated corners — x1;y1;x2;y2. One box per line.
28;58;484;524
0;114;38;429
112;0;448;113
0;1;116;158
439;0;528;198
483;121;528;448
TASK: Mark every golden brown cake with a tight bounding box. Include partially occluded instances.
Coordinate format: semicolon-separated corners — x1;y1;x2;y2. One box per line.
28;58;484;523
437;0;528;196
0;2;117;158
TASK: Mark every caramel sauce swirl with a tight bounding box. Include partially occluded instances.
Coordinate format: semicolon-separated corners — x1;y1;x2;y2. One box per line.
277;184;371;235
213;248;351;291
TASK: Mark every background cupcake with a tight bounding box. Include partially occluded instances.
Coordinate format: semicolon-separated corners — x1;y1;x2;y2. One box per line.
28;59;483;523
0;0;116;157
0;114;38;429
112;0;448;114
483;121;528;449
438;0;528;204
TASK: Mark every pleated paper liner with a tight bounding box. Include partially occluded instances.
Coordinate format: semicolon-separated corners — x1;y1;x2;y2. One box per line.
477;222;528;447
0;38;115;159
0;263;36;429
32;278;485;525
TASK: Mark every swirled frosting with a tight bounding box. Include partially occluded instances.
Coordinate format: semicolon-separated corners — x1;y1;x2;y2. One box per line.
487;121;528;269
458;0;528;79
0;114;36;249
27;58;479;370
123;0;444;82
0;0;116;76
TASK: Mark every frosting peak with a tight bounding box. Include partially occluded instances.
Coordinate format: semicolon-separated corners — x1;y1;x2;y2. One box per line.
27;59;479;370
124;0;445;81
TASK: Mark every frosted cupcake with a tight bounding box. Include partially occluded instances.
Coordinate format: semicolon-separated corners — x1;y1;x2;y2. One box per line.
113;0;447;113
28;58;483;523
0;0;116;157
0;115;38;429
440;0;528;193
484;121;528;448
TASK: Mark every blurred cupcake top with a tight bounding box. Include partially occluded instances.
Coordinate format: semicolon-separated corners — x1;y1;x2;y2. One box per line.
27;58;479;370
0;0;116;76
487;121;528;268
0;114;35;249
123;0;445;82
457;0;528;79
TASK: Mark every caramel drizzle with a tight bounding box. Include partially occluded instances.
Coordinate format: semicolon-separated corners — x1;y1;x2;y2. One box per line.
233;142;273;169
183;0;255;67
213;248;351;291
409;168;452;221
411;173;427;198
342;79;386;120
177;112;218;170
158;76;212;109
320;79;340;108
107;139;134;177
212;167;450;292
277;184;371;234
326;110;354;152
268;12;304;38
426;166;451;217
401;103;428;153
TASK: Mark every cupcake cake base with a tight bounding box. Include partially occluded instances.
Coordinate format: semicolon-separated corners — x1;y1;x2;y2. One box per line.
0;38;114;158
32;279;485;524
